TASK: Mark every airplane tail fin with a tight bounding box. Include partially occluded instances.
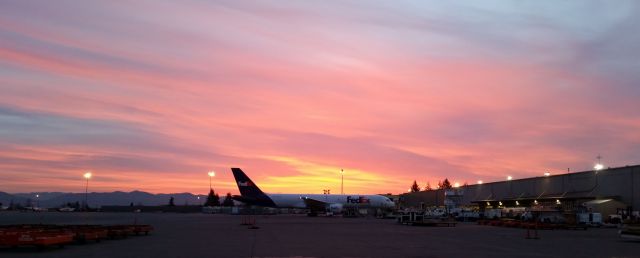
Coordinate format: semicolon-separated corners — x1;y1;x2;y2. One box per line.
231;168;276;207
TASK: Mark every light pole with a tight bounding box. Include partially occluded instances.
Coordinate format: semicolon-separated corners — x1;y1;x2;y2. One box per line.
593;155;604;191
594;154;604;171
594;164;604;171
208;171;215;190
506;176;513;198
83;172;92;211
340;169;344;195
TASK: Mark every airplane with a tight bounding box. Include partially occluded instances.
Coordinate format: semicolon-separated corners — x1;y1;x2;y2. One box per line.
231;168;396;215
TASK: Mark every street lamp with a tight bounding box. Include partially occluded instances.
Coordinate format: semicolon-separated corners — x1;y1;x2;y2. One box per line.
594;163;604;171
340;169;344;195
594;154;604;172
208;171;215;190
83;172;92;211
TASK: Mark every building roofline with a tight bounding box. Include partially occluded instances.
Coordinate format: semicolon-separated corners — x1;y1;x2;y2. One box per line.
467;164;640;187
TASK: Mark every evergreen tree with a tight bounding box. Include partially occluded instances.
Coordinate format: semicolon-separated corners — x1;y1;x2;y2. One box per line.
437;180;443;189
424;182;432;191
205;189;220;206
442;178;453;189
169;196;175;206
410;180;420;193
222;193;235;207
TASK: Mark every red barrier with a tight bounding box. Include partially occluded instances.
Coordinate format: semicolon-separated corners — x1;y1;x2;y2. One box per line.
0;231;74;248
0;224;153;249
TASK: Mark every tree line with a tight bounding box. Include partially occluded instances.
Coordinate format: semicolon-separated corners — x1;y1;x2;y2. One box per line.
168;189;235;207
409;178;465;193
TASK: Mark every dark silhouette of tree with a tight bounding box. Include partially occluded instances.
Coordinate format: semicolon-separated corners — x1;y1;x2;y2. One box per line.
169;196;175;206
424;182;432;191
222;193;234;207
130;202;134;207
205;189;220;206
437;180;443;189
410;180;420;193
442;178;453;189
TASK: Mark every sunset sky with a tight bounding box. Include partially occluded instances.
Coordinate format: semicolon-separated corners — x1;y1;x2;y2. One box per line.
1;1;639;195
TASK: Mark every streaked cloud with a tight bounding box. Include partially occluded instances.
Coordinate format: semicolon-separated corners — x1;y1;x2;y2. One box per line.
0;0;639;194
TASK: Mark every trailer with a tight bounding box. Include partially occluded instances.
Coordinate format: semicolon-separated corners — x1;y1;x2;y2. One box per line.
0;229;74;249
396;211;456;227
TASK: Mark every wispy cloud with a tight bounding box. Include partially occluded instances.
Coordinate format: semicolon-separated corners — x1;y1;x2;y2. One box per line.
0;1;638;194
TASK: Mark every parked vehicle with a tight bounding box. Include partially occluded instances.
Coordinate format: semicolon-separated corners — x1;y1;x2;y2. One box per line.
577;213;602;226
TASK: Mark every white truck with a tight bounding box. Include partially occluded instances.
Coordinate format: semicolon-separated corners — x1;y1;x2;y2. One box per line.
577;212;602;226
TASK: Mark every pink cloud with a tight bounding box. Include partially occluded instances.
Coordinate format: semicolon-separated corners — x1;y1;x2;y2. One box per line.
1;1;639;194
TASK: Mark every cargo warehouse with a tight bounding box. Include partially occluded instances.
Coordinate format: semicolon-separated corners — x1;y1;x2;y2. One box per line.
399;164;640;221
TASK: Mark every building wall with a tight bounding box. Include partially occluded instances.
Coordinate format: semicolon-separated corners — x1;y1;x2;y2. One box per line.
401;165;640;210
462;165;639;209
399;190;444;208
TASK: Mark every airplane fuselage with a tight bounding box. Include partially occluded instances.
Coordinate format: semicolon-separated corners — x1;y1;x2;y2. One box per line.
230;168;396;211
267;194;395;209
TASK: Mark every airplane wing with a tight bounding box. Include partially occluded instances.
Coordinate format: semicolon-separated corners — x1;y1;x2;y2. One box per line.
231;195;264;206
300;197;329;212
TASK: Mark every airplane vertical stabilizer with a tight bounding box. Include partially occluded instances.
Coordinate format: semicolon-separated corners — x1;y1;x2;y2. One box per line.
231;168;276;207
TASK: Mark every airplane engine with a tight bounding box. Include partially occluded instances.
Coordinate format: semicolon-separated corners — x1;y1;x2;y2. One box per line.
328;203;343;214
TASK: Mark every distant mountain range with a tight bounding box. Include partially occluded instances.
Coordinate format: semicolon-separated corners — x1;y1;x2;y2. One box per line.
0;191;210;208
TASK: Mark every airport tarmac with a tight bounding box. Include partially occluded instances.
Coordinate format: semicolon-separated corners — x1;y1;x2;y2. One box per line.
0;212;638;258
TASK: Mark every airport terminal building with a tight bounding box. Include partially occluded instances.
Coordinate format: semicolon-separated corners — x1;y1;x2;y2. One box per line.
399;164;640;218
